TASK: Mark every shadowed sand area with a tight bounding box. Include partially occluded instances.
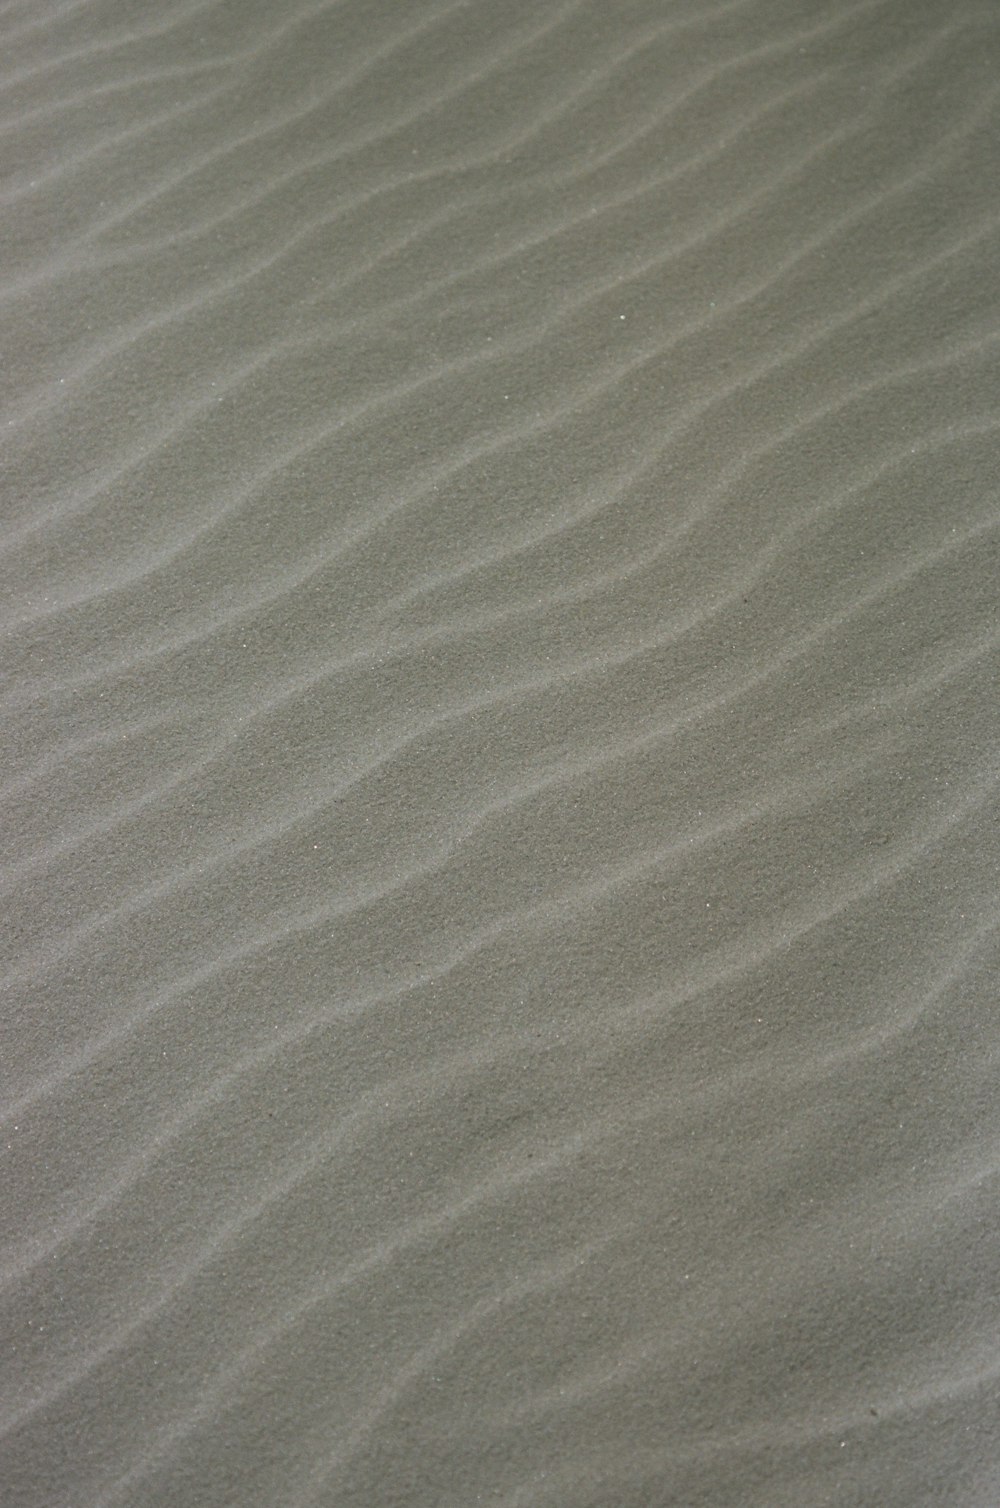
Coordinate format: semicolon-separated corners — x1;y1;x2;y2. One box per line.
2;0;1000;1503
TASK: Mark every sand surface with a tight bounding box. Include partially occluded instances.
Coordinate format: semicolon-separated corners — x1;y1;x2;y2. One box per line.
3;1;1000;1504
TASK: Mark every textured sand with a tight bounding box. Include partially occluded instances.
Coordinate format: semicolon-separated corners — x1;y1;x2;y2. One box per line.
2;1;1000;1504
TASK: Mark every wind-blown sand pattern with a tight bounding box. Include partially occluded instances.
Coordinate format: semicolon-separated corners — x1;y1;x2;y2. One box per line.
2;0;1000;1503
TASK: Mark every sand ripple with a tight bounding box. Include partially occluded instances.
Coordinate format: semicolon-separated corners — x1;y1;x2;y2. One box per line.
2;1;999;1504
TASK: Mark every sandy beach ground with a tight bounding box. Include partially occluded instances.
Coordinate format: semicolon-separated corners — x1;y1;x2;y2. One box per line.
2;1;999;1504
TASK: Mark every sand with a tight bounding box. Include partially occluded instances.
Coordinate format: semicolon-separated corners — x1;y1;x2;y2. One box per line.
2;0;999;1503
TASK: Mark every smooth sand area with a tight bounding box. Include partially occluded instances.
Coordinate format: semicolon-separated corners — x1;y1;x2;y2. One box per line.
2;1;999;1504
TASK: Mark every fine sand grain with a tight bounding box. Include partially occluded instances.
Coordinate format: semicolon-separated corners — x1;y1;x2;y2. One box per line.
2;1;1000;1504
